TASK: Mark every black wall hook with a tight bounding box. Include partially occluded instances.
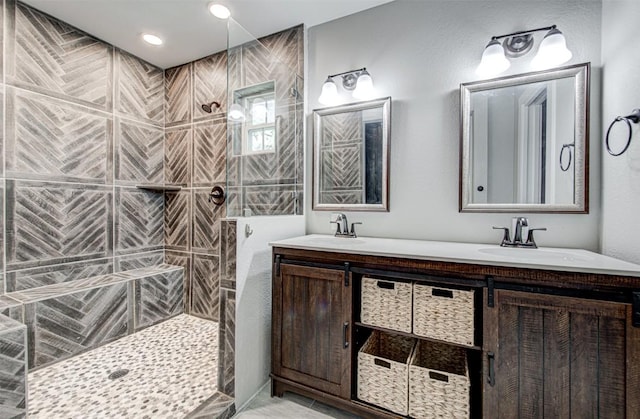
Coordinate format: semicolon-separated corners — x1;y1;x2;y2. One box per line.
606;108;640;156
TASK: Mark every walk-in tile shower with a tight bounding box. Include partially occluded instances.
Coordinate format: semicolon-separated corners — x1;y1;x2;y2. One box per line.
0;1;303;417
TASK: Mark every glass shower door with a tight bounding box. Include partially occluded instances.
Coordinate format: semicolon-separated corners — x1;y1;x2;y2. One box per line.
225;19;303;217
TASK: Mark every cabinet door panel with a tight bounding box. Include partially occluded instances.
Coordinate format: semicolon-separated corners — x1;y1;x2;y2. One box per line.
274;263;351;398
569;312;599;416
542;309;570;418
485;290;633;418
598;315;626;418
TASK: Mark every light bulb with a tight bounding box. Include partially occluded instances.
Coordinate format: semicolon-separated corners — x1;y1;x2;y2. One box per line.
228;103;244;121
352;70;374;100
532;28;572;69
142;34;163;46
318;78;339;106
209;3;231;19
476;39;510;78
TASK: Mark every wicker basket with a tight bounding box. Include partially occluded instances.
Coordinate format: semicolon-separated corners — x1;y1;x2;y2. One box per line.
361;277;412;333
413;284;475;346
357;331;416;415
409;340;470;419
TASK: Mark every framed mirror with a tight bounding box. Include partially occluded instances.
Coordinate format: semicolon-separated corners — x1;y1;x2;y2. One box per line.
313;97;391;211
460;63;589;213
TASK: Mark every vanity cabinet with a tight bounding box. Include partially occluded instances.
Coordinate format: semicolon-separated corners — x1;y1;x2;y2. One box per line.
484;289;640;418
272;261;352;399
270;242;640;418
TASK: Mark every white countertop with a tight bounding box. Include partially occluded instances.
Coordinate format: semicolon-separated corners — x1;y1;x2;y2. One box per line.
270;234;640;277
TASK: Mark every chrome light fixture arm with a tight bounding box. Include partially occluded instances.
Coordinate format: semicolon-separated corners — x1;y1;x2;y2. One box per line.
326;68;367;90
477;24;572;78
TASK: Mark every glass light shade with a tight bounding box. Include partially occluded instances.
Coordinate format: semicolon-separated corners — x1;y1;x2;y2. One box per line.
209;3;231;19
531;28;572;69
318;78;339;106
228;103;244;121
476;39;510;78
352;71;374;100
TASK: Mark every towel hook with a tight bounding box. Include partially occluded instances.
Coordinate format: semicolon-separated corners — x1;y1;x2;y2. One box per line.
605;108;640;156
559;143;574;172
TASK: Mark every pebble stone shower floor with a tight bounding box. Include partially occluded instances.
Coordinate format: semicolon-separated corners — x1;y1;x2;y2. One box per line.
27;315;219;418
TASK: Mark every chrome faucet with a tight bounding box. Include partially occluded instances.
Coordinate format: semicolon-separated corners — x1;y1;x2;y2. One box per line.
330;213;362;238
493;217;546;248
512;217;528;244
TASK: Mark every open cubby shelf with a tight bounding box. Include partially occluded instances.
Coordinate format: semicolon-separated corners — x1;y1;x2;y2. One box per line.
354;321;482;351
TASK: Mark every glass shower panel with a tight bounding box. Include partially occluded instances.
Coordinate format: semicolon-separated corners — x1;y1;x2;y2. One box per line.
226;18;303;217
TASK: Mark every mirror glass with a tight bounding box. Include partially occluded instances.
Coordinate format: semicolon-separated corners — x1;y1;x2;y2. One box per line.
313;97;391;211
460;63;589;212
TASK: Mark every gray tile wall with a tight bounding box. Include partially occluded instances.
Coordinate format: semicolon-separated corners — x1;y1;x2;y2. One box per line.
2;0;165;294
0;0;182;398
164;50;228;322
164;27;303;400
218;220;236;398
0;0;304;409
0;320;27;418
164;26;303;322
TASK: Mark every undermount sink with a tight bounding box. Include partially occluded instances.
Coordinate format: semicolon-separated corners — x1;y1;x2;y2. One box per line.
305;237;366;246
478;247;593;262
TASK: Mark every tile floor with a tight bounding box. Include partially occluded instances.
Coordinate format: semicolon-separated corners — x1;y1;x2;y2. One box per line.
28;314;220;418
235;384;361;419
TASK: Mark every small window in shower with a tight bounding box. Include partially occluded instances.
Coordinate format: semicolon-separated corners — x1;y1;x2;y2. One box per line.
244;93;276;154
230;81;277;156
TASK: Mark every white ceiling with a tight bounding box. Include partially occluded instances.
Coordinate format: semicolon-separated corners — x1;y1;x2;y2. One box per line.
21;0;394;69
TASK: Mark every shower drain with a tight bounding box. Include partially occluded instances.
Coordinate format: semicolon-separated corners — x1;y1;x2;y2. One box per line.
108;369;130;380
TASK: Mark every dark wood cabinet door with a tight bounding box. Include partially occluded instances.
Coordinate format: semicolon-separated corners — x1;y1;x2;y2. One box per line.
272;263;352;399
484;289;640;418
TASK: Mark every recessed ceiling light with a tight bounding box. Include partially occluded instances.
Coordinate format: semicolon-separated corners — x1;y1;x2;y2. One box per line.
142;33;163;46
209;3;231;19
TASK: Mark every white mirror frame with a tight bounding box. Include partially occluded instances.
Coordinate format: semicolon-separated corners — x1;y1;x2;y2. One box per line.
313;97;391;211
460;63;590;213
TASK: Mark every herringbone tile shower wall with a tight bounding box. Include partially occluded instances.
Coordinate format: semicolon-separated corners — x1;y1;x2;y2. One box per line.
163;26;303;400
2;1;166;288
0;1;180;412
164;25;303;323
0;0;304;409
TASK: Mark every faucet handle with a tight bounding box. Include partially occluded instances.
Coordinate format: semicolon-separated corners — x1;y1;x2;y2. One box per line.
525;227;547;248
492;226;511;246
350;222;362;237
329;220;342;234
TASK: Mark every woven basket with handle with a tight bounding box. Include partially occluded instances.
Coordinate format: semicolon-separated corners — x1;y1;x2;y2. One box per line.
361;277;412;333
409;339;470;418
357;331;416;415
413;284;475;347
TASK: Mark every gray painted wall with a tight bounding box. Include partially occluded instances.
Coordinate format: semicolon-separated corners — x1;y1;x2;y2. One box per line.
234;215;304;409
307;0;602;250
601;0;640;263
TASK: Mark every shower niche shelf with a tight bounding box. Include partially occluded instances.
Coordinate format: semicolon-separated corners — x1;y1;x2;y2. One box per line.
135;184;185;192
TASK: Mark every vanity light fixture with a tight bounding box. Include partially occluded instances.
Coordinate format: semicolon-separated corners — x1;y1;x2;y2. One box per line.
318;68;374;105
209;3;231;19
142;33;163;46
477;25;572;77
